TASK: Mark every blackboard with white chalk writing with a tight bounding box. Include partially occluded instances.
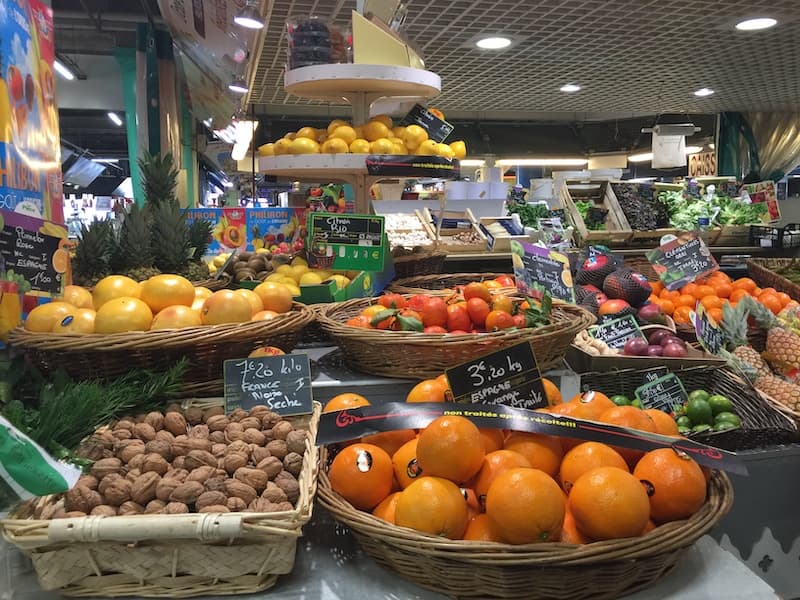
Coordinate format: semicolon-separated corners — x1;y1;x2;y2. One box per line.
223;354;313;416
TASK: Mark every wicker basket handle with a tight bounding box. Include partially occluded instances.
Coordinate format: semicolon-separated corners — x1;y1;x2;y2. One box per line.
47;513;243;543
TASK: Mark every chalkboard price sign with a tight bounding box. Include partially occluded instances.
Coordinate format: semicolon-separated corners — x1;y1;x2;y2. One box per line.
307;213;385;271
446;342;547;410
223;354;313;416
400;104;455;142
0;210;64;295
635;374;688;414
512;241;575;303
693;304;724;355
589;315;647;350
646;235;719;291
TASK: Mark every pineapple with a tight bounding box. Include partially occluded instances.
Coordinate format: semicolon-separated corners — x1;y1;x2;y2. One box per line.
720;300;771;378
72;220;114;287
744;296;800;377
114;204;161;281
188;218;213;261
754;374;800;411
151;201;191;274
139;151;178;209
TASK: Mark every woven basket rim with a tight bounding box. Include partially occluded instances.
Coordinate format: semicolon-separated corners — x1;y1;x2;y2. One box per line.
389;272;516;295
392;250;448;264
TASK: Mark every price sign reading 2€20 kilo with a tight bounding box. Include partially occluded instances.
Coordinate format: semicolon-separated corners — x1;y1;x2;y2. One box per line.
223;354;313;416
446;342;547;410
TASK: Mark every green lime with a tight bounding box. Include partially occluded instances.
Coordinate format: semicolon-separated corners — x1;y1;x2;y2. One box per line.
707;394;734;416
714;412;742;427
691;424;712;433
676;416;692;428
631;398;643;409
686;398;714;426
611;395;631;406
678;426;691;435
688;390;710;403
713;421;738;432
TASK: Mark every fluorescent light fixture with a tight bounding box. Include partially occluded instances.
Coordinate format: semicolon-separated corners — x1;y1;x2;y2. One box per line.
495;158;588;167
694;87;715;97
459;159;486;167
560;84;581;93
228;78;249;94
53;59;75;81
684;146;703;154
107;112;123;126
735;17;777;31
475;36;512;50
627;152;654;163
234;0;264;29
628;177;657;183
92;158;119;163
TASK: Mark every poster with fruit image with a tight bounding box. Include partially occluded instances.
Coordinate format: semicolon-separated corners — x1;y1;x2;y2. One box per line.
0;0;62;223
246;207;306;254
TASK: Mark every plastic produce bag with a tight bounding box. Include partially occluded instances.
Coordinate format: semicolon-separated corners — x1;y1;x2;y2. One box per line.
0;416;80;512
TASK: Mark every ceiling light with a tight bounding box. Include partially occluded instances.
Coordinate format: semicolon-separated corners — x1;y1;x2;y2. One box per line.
228;78;249;94
495;158;588;167
53;59;75;81
684;146;703;154
735;17;777;31
560;84;581;93
475;36;512;50
234;0;264;29
627;152;654;163
107;112;123;126
694;88;715;97
92;158;119;163
459;159;486;167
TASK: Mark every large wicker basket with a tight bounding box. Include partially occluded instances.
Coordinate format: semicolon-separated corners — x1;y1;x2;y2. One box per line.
315;297;596;379
317;454;733;600
1;400;321;598
192;274;232;291
747;258;800;301
8;303;315;397
388;272;514;295
392;250;448;279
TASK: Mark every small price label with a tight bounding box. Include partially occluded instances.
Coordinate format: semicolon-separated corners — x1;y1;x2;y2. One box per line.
400;104;455;142
307;213;385;271
446;342;547;410
512;241;575;303
588;315;647;351
693;304;724;355
635;373;688;414
646;235;719;291
223;354;313;416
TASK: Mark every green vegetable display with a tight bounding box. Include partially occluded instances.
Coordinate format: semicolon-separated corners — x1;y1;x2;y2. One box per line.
658;190;768;230
505;202;553;228
575;201;607;230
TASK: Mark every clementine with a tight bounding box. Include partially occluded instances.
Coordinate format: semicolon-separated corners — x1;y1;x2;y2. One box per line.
643;409;681;436
362;429;416;458
323;392;370;413
472;449;532;498
372;491;401;524
596;406;656;467
463;513;503;542
392;438;422;489
568;390;616;419
560;508;590;544
406;378;448;403
478;428;505;453
328;443;393;510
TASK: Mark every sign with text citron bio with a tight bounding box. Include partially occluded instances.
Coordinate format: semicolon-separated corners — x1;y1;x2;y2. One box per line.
307;212;385;271
446;341;547;410
223;353;313;416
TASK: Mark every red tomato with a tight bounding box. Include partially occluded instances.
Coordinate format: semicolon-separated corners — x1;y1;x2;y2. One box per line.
466;297;490;327
446;304;471;332
485;310;515;331
419;296;448;328
378;293;407;309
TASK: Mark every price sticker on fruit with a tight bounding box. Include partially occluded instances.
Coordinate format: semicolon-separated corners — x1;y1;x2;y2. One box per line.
223;353;313;416
588;315;647;351
646;235;719;291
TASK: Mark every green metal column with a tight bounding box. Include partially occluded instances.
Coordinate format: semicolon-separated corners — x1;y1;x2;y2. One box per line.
113;47;143;205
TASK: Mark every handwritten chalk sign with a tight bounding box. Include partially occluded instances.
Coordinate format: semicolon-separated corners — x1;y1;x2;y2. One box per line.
400;104;454;142
635;374;688;414
0;210;64;294
693;304;724;355
646;235;718;291
223;354;313;416
513;241;575;303
446;342;547;410
308;212;385;271
589;315;647;351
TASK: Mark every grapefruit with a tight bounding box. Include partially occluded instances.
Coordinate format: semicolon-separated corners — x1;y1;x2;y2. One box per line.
92;275;140;310
94;297;153;333
201;290;252;325
24;302;74;332
139;274;195;313
151;305;203;330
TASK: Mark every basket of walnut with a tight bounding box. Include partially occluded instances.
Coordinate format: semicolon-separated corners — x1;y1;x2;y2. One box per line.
0;399;321;598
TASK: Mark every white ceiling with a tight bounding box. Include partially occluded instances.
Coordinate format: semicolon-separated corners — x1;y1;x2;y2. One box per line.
248;0;800;119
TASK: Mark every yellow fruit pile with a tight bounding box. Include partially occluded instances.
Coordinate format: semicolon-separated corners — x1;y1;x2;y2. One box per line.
258;114;467;159
24;273;296;335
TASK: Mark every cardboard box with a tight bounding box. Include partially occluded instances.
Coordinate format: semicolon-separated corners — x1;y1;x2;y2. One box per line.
479;217;539;252
565;344;726;373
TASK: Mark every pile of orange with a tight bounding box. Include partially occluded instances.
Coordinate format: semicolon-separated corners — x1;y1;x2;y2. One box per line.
647;272;797;325
324;386;709;545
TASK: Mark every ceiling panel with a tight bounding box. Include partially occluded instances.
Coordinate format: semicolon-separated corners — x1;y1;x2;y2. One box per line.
248;0;800;117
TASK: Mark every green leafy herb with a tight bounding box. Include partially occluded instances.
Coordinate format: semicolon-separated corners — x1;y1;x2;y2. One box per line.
505;202;553;228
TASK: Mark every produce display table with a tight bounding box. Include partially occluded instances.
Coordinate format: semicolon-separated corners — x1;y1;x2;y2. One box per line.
0;513;776;600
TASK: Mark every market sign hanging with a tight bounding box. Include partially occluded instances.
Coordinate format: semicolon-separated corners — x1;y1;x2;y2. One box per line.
511;240;575;303
399;103;454;142
693;304;724;355
0;210;66;295
645;234;719;291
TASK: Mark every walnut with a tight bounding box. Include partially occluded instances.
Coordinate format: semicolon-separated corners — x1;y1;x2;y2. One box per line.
209;431;226;444
97;473;124;496
59;511;88;518
155;430;175;444
144;412;164;431
271;421;293;441
104;479;132;506
118;442;146;464
248;406;270;420
274;471;300;504
171;438;192;457
275;501;293;512
261;482;288;504
134;413;148;423
265;440;288;461
223;453;248;475
248;498;277;512
227;497;247;512
260;411;281;429
184;450;218;471
169;481;205;504
283;452;304;477
164;412;188;436
229;408;248;422
76;475;99;490
125;469;142;483
206;415;229;432
90;457;122;480
251;447;271;463
185;406;204;425
166;403;182;413
238;417;261;431
144;439;173;461
90;505;117;517
186;465;217;484
204;477;228;493
114;437;145;453
188;424;210;440
118;501;144;515
38;500;62;520
127;453;146;471
130;472;161;505
199;505;229;513
225;440;250;456
243;429;266;446
133;423;156;442
225;423;245;442
196;491;227;510
164;468;189;482
234;467;268;492
144;499;166;514
114;419;135;433
164;502;189;514
212;443;228;458
111;429;132;442
286;430;307;455
65;487;102;513
172;456;187;470
256;456;283;480
156;477;181;502
224;480;257;505
141;453;170;476
187;438;213;453
203;406;225;422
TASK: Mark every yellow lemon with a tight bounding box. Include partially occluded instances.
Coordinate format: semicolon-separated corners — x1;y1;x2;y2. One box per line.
449;140;467;160
284;132;297;140
354;126;364;139
363;120;392;142
291;256;309;267
327;119;350;135
290;264;310;281
276;264;294;275
321;137;351;154
371;114;393;128
392;125;406;138
370;138;395;154
295;126;318;140
299;272;323;286
417;139;439;156
289;137;321;154
265;272;286;282
258;142;275;156
391;142;406;155
402;124;428;151
329;125;357;145
283;283;302;297
350;138;371;154
273;138;292;155
437;143;456;159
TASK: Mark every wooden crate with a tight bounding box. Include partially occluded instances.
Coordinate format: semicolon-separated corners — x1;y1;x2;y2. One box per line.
604;183;681;246
419;207;488;253
558;180;632;246
477;216;539;252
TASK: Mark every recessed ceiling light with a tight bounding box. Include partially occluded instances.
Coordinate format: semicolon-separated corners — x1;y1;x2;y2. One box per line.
735;17;777;31
53;59;75;81
495;158;588;167
475;36;512;50
694;88;715;97
560;84;581;93
228;78;249;94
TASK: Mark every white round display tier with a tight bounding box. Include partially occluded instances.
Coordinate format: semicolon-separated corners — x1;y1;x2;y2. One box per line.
259;154;369;178
284;64;441;102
